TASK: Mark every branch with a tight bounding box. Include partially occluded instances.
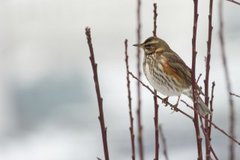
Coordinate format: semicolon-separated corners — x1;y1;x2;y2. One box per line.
153;90;159;160
204;0;213;159
152;3;159;160
210;146;219;160
85;27;110;160
230;92;240;98
191;0;203;159
124;39;136;160
199;118;219;160
219;1;236;160
208;82;215;142
136;0;144;159
197;73;202;83
159;125;169;160
226;0;240;5
152;3;158;37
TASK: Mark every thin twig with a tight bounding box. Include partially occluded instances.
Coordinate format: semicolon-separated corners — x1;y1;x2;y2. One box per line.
197;73;202;83
219;1;236;159
136;0;144;159
85;27;110;160
124;39;136;160
226;0;240;5
208;82;216;144
152;3;159;160
230;92;240;98
159;125;169;160
153;90;159;160
210;146;219;160
199;118;219;160
204;0;213;159
152;3;158;37
191;0;203;159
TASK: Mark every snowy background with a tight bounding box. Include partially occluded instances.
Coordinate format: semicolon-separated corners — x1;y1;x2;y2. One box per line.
0;0;239;159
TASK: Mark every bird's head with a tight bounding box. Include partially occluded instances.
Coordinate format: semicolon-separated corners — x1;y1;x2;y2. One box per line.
133;36;171;55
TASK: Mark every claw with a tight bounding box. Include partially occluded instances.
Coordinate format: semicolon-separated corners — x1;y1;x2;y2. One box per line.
171;96;181;113
170;104;179;113
172;104;179;112
162;96;169;106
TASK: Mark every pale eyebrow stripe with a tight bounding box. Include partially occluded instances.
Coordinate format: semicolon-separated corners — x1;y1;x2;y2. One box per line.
145;40;159;45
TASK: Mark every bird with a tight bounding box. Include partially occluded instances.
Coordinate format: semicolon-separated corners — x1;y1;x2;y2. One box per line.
133;36;211;116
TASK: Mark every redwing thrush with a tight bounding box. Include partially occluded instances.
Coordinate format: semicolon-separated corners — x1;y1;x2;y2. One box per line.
133;36;211;116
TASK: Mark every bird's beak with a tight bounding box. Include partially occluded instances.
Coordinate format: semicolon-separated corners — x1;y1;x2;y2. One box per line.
133;43;143;47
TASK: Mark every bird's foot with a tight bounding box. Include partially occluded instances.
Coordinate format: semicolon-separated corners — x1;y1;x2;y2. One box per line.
162;96;169;106
171;96;180;113
172;103;179;112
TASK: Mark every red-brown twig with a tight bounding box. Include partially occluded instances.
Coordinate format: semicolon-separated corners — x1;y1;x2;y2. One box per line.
197;73;202;83
136;0;144;159
152;3;159;160
191;0;203;159
130;71;240;145
153;91;159;160
226;0;240;5
204;0;213;159
124;39;136;160
230;92;240;98
208;82;215;146
159;125;169;160
199;118;219;160
152;3;158;37
210;146;219;160
219;1;236;160
85;27;110;160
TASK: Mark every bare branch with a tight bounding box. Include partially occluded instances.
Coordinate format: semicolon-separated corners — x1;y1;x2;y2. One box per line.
197;73;202;83
219;1;236;159
85;27;110;160
191;0;203;159
208;82;216;142
136;0;144;159
152;3;159;160
153;90;159;160
152;3;158;37
124;39;136;160
210;146;219;160
199;118;219;160
204;0;214;159
159;125;169;160
230;92;240;98
226;0;240;5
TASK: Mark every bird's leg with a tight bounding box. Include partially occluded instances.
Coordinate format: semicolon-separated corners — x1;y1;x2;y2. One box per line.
162;96;169;106
173;96;180;112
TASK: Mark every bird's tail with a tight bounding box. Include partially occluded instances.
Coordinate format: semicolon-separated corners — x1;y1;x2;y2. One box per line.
188;94;212;116
197;97;212;116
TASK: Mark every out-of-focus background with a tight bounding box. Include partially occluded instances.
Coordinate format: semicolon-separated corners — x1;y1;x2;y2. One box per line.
0;0;239;159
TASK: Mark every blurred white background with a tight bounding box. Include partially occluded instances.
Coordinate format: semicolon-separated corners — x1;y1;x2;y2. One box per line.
0;0;239;159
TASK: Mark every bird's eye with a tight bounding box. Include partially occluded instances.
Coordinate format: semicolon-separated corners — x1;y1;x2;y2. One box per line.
144;44;152;50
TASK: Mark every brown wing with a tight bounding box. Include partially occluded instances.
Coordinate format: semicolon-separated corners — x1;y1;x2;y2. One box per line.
160;51;192;88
